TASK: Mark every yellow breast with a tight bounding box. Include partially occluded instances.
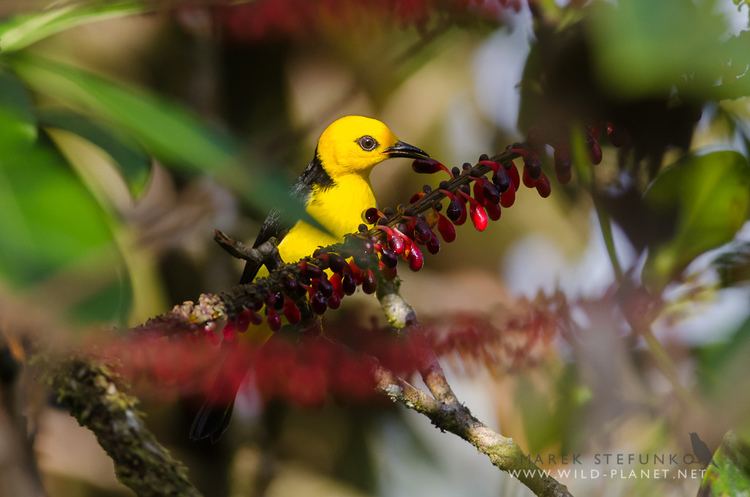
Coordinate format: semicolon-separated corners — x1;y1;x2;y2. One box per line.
264;173;376;271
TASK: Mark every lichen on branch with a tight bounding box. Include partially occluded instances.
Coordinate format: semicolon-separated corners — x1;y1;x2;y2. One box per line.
44;358;203;497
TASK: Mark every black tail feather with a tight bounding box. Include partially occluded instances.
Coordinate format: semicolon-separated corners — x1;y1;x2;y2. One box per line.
189;350;246;443
189;399;236;443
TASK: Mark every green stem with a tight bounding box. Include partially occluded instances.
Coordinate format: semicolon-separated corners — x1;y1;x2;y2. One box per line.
588;170;695;408
592;196;623;283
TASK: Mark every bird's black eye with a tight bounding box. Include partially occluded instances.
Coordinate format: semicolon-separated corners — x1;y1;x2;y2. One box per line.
357;135;378;152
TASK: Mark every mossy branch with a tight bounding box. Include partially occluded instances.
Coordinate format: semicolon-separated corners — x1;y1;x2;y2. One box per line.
44;357;203;497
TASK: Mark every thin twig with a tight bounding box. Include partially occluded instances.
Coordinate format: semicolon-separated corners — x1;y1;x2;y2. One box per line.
375;280;572;497
588;164;695;408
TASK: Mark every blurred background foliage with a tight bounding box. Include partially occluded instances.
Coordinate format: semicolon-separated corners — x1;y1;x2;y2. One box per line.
2;1;750;497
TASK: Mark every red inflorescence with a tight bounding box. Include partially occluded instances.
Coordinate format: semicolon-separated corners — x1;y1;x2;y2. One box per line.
210;0;521;42
193;147;556;345
106;297;561;407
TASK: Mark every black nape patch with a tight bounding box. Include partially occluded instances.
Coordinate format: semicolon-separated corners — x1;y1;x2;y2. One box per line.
295;148;335;196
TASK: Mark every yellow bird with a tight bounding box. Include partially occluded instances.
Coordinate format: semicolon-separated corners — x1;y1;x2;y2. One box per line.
190;115;429;441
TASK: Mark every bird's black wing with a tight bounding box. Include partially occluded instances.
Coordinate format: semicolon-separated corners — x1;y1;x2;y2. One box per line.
239;152;333;284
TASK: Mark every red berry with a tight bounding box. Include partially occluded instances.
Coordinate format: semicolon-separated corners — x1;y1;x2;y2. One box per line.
493;169;511;192
342;273;357;295
235;309;252;331
328;253;347;273
486;201;501;221
329;273;344;298
363;207;382;224
500;185;516;207
506;162;520;191
327;293;341;309
470;204;488;231
446;198;467;225
267;307;281;331
317;276;333;297
407;244;424;271
362;269;377;294
425;234;440;254
481;180;500;204
302;263;323;279
554;146;571;169
587;133;602;165
414;218;433;243
389;232;406;254
348;260;363;284
412;158;443;174
522;165;537;188
380;247;399;268
283;298;301;324
446;198;462;222
249;310;263;325
283;277;304;297
310;292;327;314
535;173;551;198
437;213;456;242
473;179;486;205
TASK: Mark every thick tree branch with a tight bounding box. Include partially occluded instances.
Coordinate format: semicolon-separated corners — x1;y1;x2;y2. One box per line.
43;357;203;497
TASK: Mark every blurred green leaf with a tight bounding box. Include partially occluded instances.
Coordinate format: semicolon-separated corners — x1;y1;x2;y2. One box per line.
516;367;590;455
10;54;321;233
39;109;151;198
699;431;750;496
589;0;747;97
698;316;750;394
0;69;36;146
0;95;129;323
643;151;750;291
516;375;558;453
0;1;150;53
10;54;234;171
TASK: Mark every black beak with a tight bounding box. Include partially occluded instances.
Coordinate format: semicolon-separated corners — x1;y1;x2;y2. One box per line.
385;140;430;159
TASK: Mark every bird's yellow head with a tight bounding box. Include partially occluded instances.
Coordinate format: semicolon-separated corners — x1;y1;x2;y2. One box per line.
316;115;429;177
